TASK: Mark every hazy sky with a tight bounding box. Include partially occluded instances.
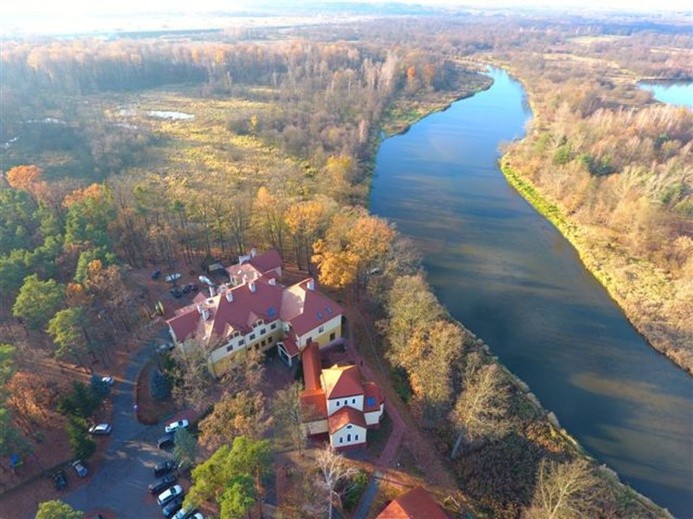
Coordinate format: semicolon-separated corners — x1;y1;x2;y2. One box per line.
1;0;690;16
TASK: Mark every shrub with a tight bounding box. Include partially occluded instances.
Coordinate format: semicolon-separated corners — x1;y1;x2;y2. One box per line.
342;469;369;511
90;375;111;398
58;381;102;419
150;369;171;401
67;416;96;459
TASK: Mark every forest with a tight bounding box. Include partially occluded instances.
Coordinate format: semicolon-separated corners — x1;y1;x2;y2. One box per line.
0;9;690;519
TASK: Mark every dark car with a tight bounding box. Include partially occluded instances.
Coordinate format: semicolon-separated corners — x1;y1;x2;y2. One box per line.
71;459;88;478
170;287;182;298
154;460;177;477
148;474;177;494
157;434;175;450
152;269;162;280
53;469;67;490
162;496;184;518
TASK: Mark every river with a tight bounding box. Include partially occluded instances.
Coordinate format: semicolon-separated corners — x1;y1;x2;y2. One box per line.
639;80;693;109
370;68;693;517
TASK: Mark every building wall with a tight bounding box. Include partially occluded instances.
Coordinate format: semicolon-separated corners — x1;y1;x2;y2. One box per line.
330;424;367;448
326;395;364;416
304;419;329;436
297;315;342;349
364;405;384;426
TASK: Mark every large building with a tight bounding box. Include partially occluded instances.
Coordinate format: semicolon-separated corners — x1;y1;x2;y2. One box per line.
166;250;342;376
300;341;385;449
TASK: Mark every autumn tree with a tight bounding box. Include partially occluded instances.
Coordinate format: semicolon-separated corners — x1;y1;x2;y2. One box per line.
450;353;511;459
199;391;272;451
252;186;287;254
169;340;216;411
313;446;359;519
5;165;48;200
312;207;395;296
12;274;65;331
525;458;601;519
36;500;84;519
284;197;336;270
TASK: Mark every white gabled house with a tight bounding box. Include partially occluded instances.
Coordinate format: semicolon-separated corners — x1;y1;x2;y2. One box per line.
165;250;343;376
300;341;385;449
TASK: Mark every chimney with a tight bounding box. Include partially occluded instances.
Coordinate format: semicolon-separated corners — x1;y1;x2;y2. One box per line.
307;278;315;291
225;289;233;302
249;281;256;293
251;247;257;258
268;278;276;286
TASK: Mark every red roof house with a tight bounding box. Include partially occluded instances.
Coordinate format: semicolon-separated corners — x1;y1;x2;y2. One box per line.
377;487;448;519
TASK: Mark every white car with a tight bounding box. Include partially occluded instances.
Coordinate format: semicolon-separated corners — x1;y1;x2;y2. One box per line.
101;376;114;385
164;419;189;434
157;484;183;506
88;423;112;435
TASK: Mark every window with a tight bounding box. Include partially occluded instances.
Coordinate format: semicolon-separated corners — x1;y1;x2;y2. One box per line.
318;325;324;333
330;332;336;341
367;397;376;407
346;425;352;429
270;323;277;330
260;328;266;335
355;434;359;441
336;401;340;407
347;434;351;442
339;437;343;444
249;334;256;341
239;339;245;345
352;398;356;404
226;345;233;352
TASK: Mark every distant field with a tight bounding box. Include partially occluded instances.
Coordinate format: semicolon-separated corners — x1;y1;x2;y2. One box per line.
569;35;629;45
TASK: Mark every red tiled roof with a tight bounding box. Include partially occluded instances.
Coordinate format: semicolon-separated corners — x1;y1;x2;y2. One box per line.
248;249;282;274
328;406;367;433
377;487;447;519
302;341;322;391
300;389;327;421
281;278;342;337
168;307;201;342
226;263;261;285
322;365;363;400
363;382;384;412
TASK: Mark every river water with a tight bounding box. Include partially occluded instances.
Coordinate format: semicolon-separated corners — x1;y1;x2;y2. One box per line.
639;81;693;109
370;68;693;517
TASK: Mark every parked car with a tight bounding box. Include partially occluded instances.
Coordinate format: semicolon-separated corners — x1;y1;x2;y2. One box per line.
157;434;175;450
157;484;183;506
162;496;185;518
71;459;88;478
88;423;112;435
170;287;183;298
173;510;202;519
148;474;177;494
101;375;114;385
152;269;162;280
153;460;177;477
164;419;189;434
53;469;67;490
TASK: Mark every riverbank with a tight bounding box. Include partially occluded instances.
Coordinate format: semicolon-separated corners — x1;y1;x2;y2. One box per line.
500;160;692;375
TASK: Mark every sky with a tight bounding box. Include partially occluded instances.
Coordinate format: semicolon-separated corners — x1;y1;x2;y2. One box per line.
0;0;689;36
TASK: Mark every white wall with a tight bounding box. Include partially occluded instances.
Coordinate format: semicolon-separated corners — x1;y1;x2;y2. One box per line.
330;423;367;448
326;395;364;416
364;404;384;426
297;314;341;348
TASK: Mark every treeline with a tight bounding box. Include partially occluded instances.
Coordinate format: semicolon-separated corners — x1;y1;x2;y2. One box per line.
499;47;692;371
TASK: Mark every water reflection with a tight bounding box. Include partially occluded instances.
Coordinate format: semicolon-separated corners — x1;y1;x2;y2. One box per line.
371;68;693;516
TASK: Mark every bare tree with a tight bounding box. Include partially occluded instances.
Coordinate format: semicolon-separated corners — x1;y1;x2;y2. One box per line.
525;458;601;519
171;340;215;411
272;382;305;454
450;353;510;459
314;446;359;519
